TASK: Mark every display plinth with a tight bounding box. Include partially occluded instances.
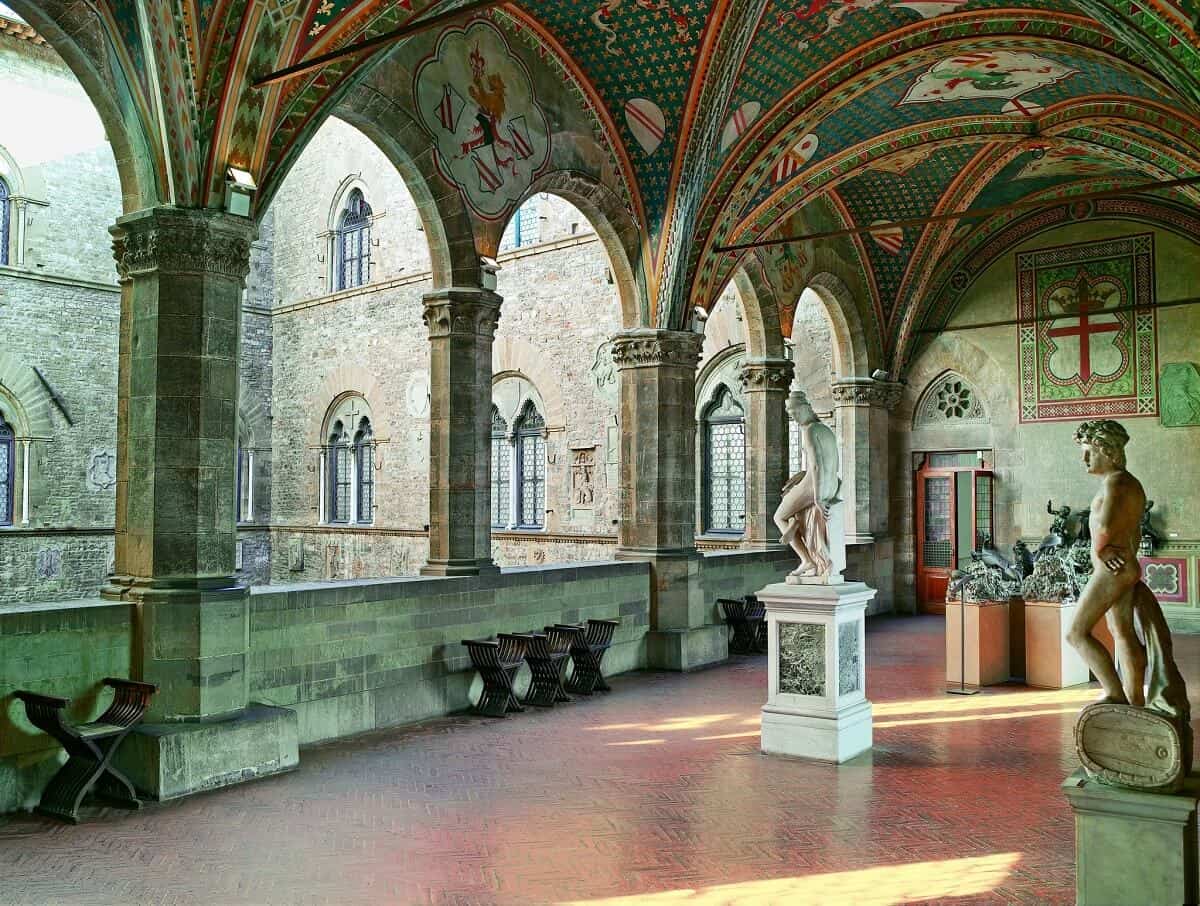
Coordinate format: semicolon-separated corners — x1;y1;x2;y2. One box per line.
1025;600;1090;688
945;600;1010;687
1063;769;1199;906
759;580;876;763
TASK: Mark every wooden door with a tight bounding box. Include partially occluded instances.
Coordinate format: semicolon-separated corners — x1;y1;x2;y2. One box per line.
916;470;956;611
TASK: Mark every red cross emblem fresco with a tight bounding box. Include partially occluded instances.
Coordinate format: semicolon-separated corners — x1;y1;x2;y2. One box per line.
1043;269;1127;394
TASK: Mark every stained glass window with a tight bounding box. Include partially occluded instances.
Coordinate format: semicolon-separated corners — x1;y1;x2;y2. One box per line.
923;476;953;568
491;407;511;528
335;189;372;291
0;415;12;526
704;387;746;534
327;420;352;524
354;417;374;524
515;402;545;529
0;178;9;267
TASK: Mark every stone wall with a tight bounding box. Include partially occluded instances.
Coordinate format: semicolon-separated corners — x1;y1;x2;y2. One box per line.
895;220;1200;628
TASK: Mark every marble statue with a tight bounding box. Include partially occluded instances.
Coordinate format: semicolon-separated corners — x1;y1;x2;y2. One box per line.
774;390;841;582
1065;419;1192;791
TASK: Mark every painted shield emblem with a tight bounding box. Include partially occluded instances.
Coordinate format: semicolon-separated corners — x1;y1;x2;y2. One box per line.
870;220;905;255
900;51;1076;107
772;134;820;183
720;101;761;152
624;98;667;155
414;20;551;219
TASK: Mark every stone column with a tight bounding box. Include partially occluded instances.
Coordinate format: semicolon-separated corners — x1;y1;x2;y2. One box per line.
105;207;297;801
740;358;794;548
830;378;903;543
421;288;502;577
612;329;723;670
105;207;254;721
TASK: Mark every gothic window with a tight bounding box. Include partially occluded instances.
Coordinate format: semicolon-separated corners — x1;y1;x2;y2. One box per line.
354;416;374;525
0;414;12;526
335;189;372;291
327;419;352;524
490;407;511;529
515;401;546;529
703;386;746;534
0;178;9;267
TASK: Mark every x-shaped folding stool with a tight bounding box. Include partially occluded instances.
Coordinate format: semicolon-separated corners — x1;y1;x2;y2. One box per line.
15;678;158;823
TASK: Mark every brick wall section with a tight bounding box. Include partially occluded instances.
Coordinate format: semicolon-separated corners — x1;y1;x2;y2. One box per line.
247;560;652;743
0;599;130;813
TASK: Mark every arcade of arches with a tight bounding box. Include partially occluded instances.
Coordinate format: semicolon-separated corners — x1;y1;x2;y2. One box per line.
1;0;1199;899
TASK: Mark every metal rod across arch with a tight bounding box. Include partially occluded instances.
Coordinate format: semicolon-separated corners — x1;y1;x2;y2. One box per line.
250;0;508;89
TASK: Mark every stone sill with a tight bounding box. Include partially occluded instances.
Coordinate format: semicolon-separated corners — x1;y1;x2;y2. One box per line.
0;265;119;294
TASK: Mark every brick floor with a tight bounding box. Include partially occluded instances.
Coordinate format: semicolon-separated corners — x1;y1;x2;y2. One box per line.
1;615;1197;905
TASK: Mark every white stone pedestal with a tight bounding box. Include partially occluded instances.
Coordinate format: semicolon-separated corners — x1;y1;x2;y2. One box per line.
1063;769;1199;906
759;580;876;763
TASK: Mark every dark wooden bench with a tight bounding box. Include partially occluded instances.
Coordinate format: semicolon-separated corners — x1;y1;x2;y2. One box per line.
14;677;157;823
520;629;573;708
461;634;528;717
556;619;620;695
720;595;767;655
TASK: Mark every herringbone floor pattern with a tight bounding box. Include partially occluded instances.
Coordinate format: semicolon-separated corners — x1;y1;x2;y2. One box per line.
2;616;1197;905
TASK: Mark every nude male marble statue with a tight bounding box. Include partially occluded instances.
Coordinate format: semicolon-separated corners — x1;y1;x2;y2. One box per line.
1065;420;1191;789
774;391;841;581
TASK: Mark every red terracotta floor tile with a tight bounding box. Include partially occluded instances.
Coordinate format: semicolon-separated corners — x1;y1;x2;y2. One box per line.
1;615;1197;905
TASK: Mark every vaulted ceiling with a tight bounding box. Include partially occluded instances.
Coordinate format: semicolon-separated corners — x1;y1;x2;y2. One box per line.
14;0;1200;373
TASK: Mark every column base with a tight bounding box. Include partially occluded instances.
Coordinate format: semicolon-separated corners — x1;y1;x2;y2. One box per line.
420;559;500;577
761;699;873;763
1063;769;1199;906
646;625;728;671
113;704;299;802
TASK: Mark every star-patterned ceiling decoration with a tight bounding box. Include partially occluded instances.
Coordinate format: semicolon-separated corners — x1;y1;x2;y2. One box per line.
17;0;1200;357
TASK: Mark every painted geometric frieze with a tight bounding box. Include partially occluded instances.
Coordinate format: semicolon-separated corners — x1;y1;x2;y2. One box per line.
414;20;551;220
1138;557;1189;604
778;622;826;697
1017;234;1157;422
1159;363;1200;427
838;620;861;696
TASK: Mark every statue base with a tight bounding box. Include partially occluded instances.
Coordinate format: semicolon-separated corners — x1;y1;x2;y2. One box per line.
1063;768;1199;906
758;580;876;763
1075;702;1188;793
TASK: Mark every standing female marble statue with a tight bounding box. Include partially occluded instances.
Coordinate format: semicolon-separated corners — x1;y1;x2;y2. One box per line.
774;391;841;581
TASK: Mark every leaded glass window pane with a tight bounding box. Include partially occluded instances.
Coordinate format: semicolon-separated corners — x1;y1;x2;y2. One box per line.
704;388;746;534
355;421;374;524
974;473;993;549
491;408;510;528
335;189;372;291
516;402;545;529
236;446;251;523
788;418;802;477
923;476;953;568
0;417;12;526
0;179;9;268
328;418;352;523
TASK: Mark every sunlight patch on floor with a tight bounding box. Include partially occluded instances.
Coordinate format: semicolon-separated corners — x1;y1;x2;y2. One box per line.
558;852;1022;905
875;706;1080;729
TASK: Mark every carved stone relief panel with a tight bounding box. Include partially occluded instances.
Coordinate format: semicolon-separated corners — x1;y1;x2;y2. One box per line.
778;622;825;696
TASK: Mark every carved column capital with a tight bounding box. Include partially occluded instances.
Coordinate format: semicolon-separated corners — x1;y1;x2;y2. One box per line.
831;378;904;410
422;288;503;340
610;328;703;371
739;357;794;393
110;207;255;283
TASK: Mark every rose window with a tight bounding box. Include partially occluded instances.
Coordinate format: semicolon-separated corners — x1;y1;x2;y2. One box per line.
936;381;971;419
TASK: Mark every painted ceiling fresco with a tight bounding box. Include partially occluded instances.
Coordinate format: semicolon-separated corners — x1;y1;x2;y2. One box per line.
24;0;1200;372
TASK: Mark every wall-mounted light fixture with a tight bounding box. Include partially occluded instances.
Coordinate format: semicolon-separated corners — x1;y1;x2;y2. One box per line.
225;166;257;218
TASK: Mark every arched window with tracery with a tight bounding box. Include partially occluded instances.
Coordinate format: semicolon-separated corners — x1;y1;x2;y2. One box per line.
0;413;12;526
335;188;372;291
515;401;546;529
703;386;746;534
0;178;9;267
322;396;375;524
491;407;511;528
